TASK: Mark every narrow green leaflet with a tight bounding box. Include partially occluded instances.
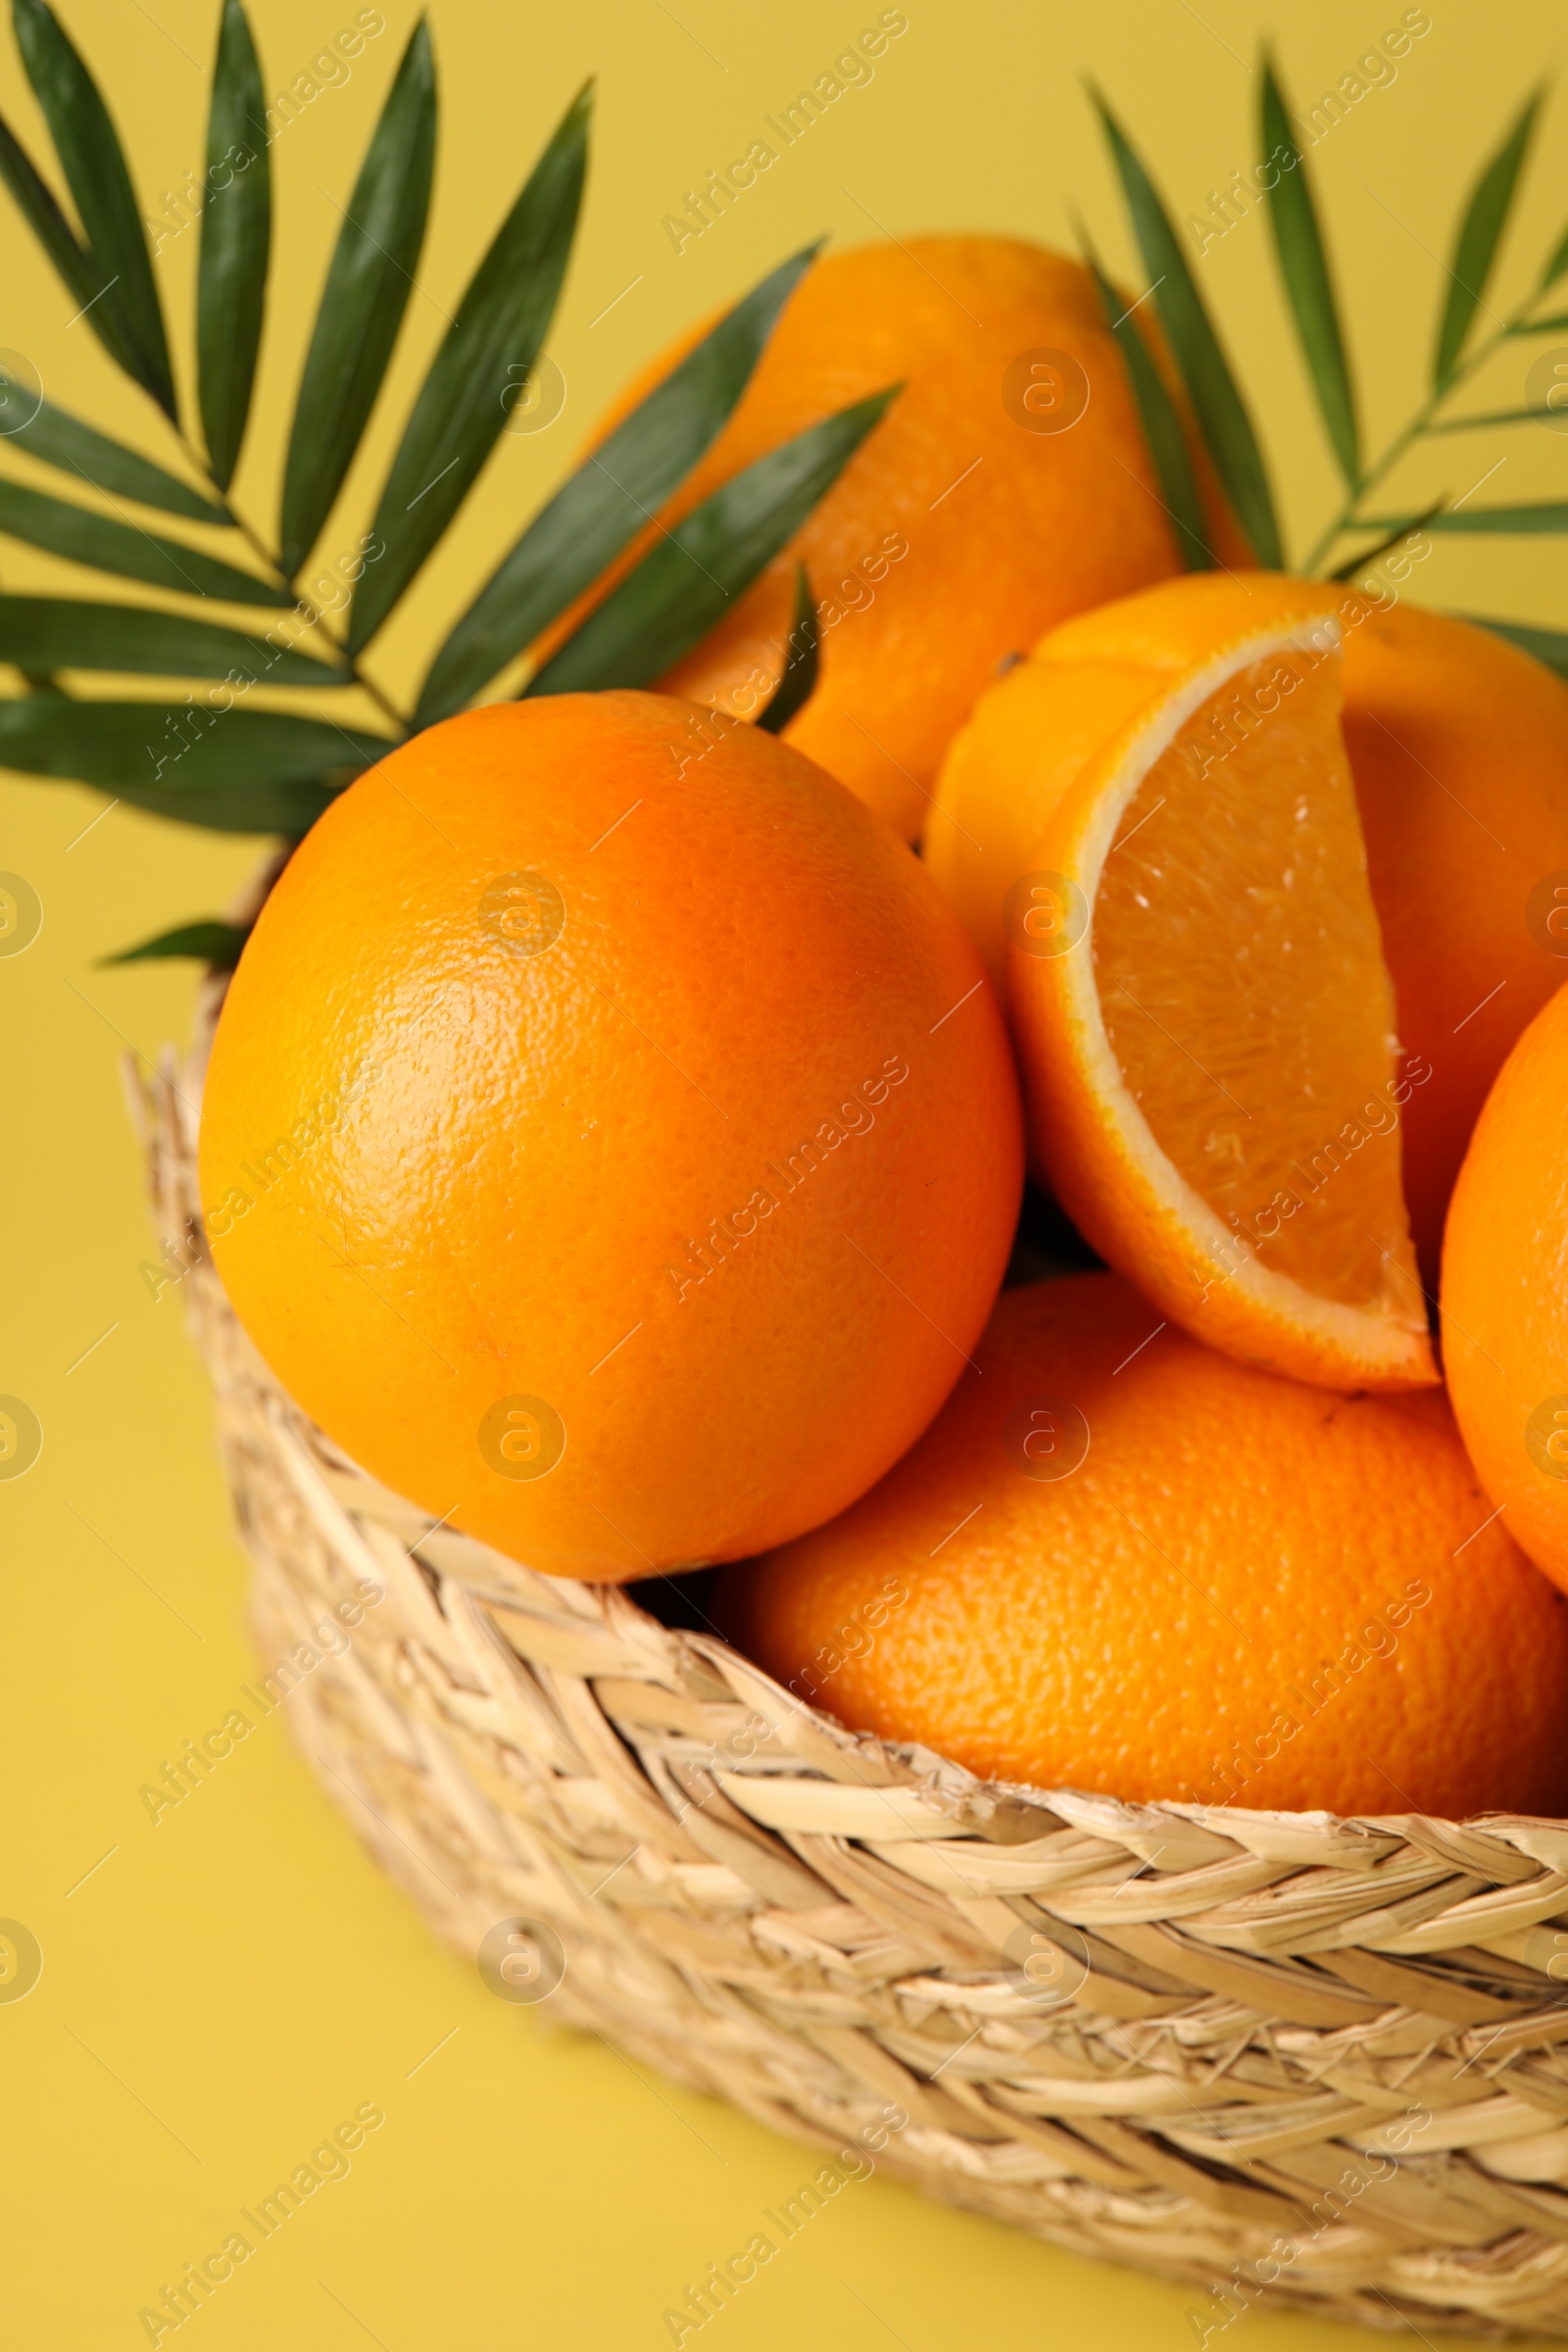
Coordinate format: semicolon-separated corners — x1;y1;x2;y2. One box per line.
1085;246;1211;570
105;775;338;834
0;113;144;385
1425;406;1562;432
348;81;590;654
756;564;818;733
0;700;388;831
1404;503;1568;533
0;110;103;315
1465;614;1568;676
1327;499;1446;580
416;241;822;727
0;596;345;682
1260;56;1358;487
0;376;226;519
1509;310;1568;334
103;917;248;965
12;0;174;416
1433;89;1541;387
1094;88;1283;566
278;19;436;578
0;478;289;604
525;388;897;697
1540;221;1568;291
198;0;271;490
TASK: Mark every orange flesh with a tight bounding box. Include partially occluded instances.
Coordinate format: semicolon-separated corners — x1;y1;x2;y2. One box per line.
1094;653;1412;1310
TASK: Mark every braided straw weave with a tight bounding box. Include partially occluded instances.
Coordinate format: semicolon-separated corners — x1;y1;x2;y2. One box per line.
127;970;1568;2342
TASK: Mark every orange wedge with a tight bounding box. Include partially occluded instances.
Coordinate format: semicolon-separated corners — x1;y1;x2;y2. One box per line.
1004;573;1437;1392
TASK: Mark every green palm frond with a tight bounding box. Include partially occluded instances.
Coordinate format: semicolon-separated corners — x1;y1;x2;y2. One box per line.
1098;57;1568;607
0;0;883;965
1093;84;1283;565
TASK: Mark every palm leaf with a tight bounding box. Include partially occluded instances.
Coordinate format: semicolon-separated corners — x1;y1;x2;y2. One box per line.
278;18;436;578
1405;502;1568;533
0;699;387;829
0;478;288;604
1464;614;1568;677
1;374;226;519
198;0;270;490
1327;499;1446;581
1093;86;1283;566
348;80;590;654
755;564;818;733
1259;54;1358;486
525;389;897;697
416;241;821;727
1540;221;1568;291
1083;242;1211;570
12;0;174;416
103;917;248;965
1425;405;1561;432
0;113;145;383
1433;89;1541;387
1508;309;1568;334
107;774;338;834
0;596;344;683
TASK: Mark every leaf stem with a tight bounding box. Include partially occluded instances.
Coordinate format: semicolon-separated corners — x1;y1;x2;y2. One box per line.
1301;287;1553;574
174;426;410;734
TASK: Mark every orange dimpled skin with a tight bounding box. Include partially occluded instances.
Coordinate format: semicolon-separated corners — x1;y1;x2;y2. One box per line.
717;1275;1568;1819
549;238;1248;840
1444;981;1568;1592
1342;600;1568;1289
198;694;1024;1581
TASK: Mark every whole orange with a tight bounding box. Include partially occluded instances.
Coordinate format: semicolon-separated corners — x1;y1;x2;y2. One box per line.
1444;979;1568;1592
715;1274;1568;1816
198;694;1023;1580
550;237;1246;840
1341;599;1568;1288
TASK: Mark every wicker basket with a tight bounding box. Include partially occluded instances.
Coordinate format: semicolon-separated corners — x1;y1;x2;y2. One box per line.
126;961;1568;2343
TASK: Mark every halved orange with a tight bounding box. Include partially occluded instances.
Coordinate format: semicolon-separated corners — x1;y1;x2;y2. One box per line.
1004;573;1437;1392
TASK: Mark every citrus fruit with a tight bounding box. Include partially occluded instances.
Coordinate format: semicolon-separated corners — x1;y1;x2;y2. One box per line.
548;237;1248;840
1443;980;1568;1592
1342;600;1568;1288
715;1274;1568;1817
197;694;1023;1581
930;592;1568;1294
931;571;1436;1391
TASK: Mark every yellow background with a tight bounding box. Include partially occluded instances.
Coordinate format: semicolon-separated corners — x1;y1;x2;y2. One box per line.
4;1;1567;2343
